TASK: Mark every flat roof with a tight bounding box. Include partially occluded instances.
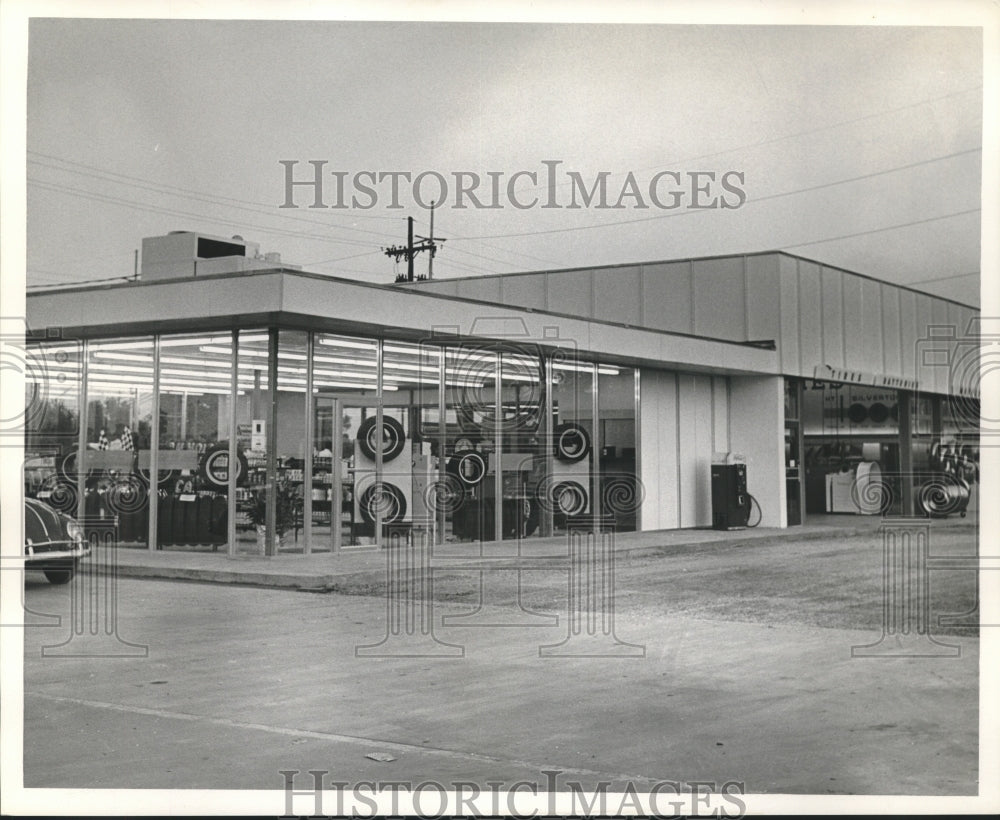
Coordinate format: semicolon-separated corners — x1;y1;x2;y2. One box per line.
26;267;778;378
398;249;980;311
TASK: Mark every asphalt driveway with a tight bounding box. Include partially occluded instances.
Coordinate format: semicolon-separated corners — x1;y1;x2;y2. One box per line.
19;522;980;800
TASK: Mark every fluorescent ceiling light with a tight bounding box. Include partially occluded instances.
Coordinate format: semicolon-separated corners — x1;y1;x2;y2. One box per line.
89;340;154;351
317;337;378;351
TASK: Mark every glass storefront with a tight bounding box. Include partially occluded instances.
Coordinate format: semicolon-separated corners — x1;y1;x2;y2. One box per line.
909;392;979;519
24;327;639;552
800;377;979;519
802;380;902;516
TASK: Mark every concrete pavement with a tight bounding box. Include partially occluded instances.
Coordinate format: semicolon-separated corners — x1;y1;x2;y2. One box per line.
86;516;901;590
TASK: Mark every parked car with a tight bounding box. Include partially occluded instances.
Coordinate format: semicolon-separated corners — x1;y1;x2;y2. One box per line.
23;497;90;584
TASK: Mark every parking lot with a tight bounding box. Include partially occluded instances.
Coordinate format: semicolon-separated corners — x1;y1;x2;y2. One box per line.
20;521;979;798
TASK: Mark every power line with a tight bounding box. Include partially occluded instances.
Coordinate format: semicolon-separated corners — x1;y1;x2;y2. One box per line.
27;151;402;223
27;168;397;247
452;147;981;241
511;84;983;196
28;157;399;246
28;179;378;249
782;209;980;249
300;249;384;267
897;271;979;285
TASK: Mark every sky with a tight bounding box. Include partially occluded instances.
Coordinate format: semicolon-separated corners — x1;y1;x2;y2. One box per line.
18;8;988;306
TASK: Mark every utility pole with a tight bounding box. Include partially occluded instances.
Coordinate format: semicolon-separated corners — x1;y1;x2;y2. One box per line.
383;206;446;282
428;201;436;279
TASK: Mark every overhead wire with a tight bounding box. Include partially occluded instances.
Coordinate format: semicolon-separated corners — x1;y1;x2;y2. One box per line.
27;151;403;223
28;179;379;248
450;147;982;241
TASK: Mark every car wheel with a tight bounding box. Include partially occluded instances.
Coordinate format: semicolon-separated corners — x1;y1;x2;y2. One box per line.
43;560;77;585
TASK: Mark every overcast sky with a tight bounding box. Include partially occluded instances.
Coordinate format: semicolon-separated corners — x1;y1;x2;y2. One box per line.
22;14;985;305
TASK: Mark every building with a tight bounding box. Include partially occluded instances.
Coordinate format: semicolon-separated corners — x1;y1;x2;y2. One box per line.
23;231;981;556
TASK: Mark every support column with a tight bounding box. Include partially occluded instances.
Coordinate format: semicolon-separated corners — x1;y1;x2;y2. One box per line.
226;330;238;558
148;336;160;551
898;391;915;517
265;328;278;556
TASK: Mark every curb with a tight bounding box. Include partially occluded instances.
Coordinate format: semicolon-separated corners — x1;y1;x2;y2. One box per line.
82;520;976;591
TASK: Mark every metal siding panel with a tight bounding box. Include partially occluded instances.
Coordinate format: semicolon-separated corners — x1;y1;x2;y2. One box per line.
931;299;951;394
961;304;978;338
778;256;801;376
820;267;845;370
592;266;642;326
745;254;781;349
691;257;746;341
676;374;699;527
500;275;547;310
640;262;693;334
547;271;593;318
915;294;935;391
797;261;823;372
712;375;729;451
692;375;714;526
459;277;501;304
880;284;902;377
639;370;661;530
861;278;884;375
645;369;680;530
418;281;459;297
842;275;864;371
947;303;969;398
899;289;917;382
661;373;681;530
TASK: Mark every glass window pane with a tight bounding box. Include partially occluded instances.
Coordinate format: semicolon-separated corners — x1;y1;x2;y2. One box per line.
444;344;496;542
156;332;234;551
231;330;271;553
87;337;154;546
598;365;637;532
383;340;441;539
549;358;594;533
24;339;82;511
312;333;378;549
273;330;308;552
499;350;544;540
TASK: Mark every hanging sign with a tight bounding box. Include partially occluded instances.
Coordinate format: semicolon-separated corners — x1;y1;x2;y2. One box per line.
251;419;266;451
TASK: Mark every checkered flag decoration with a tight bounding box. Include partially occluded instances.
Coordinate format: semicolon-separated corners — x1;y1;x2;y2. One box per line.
97;429;110;450
121;425;134;452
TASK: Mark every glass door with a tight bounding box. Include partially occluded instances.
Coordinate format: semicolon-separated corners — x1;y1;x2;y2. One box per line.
312;393;387;549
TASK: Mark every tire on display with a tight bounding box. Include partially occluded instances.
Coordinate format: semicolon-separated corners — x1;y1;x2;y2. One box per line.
357;417;407;463
358;483;407;525
552;480;588;516
553;422;591;463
